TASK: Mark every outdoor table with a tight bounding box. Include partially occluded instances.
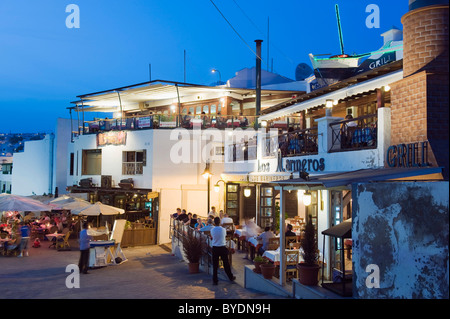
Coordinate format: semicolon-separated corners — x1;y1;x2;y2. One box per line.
247;236;262;261
46;233;64;248
234;229;247;250
262;248;325;265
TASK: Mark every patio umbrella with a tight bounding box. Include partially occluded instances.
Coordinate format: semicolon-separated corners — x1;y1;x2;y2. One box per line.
60;199;92;211
0;194;55;212
71;202;125;216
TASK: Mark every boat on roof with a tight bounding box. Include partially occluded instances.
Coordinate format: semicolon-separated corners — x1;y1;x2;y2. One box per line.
309;5;403;90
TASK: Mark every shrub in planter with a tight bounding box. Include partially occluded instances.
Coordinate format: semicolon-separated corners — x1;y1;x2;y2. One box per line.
253;256;266;274
297;216;320;285
182;231;205;274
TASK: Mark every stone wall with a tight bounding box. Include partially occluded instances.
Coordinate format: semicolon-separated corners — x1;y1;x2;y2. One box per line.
352;181;449;299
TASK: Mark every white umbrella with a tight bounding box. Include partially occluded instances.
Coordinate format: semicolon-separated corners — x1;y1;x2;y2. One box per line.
0;194;55;212
57;198;92;211
71;202;125;216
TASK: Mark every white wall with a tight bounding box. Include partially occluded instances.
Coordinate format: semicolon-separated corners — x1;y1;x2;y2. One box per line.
12;135;53;196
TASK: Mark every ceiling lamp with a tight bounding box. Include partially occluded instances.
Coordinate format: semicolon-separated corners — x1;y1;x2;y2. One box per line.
303;190;312;206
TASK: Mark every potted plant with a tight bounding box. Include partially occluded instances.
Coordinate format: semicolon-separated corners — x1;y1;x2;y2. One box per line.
260;262;276;279
182;231;205;274
297;216;320;285
253;255;266;274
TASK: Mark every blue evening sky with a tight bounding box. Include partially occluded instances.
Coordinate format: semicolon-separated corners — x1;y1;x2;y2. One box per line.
0;0;408;133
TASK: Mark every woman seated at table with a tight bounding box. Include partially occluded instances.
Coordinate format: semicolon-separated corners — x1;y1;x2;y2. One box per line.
256;226;276;256
285;224;296;238
194;217;206;231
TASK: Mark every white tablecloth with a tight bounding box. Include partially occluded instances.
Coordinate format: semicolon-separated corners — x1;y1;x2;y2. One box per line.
234;229;246;237
262;248;325;265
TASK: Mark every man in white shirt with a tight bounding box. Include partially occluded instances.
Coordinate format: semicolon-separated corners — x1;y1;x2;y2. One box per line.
210;217;235;285
220;213;233;225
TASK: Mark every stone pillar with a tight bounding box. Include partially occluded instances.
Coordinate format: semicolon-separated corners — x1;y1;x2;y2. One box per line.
315;116;344;153
390;3;449;179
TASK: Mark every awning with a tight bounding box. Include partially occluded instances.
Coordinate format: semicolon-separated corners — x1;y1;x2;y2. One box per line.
322;218;352;239
259;69;403;121
274;167;443;189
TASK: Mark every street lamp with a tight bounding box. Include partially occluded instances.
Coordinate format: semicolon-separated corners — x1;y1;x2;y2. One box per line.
202;162;213;214
214;179;225;193
212;68;222;84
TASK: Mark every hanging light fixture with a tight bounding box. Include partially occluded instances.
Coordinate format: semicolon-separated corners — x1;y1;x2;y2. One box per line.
303;190;312;206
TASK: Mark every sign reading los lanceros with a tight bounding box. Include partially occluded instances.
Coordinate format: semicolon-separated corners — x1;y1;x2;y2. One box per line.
259;151;326;173
97;131;127;147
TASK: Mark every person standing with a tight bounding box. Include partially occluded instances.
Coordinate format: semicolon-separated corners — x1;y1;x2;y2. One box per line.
209;206;217;218
18;222;31;257
78;222;92;274
210;217;235;285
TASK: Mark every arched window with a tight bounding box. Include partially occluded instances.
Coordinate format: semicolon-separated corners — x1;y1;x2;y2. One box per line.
196;106;201;114
203;105;209;114
189;107;194;114
210;105;216;115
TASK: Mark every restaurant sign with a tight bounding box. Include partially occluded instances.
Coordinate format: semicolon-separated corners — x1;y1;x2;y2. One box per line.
97;131;127;147
274;151;325;173
386;141;430;168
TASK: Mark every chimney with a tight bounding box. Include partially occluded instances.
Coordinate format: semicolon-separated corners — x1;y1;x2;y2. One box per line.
255;39;263;117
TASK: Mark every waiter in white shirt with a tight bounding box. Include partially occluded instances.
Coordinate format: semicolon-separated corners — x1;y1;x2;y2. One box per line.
210;217;236;285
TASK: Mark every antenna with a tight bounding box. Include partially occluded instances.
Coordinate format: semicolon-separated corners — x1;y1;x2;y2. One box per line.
335;4;345;55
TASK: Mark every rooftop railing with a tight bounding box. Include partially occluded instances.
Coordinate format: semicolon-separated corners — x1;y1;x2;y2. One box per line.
82;114;260;134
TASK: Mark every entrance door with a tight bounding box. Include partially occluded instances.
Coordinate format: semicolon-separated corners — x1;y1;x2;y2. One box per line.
330;190;344;271
226;183;239;224
242;185;256;221
259;186;275;228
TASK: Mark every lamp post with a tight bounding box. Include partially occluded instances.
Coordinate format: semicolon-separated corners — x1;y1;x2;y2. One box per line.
202;162;212;214
212;68;222;85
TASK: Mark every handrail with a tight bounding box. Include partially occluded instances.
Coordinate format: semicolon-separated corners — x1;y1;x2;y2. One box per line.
83;114;261;134
264;127;319;158
329;113;377;151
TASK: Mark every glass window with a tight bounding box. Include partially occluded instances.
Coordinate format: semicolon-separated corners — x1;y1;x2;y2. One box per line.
227;184;238;192
122;150;146;175
210;105;216;114
189;107;194;114
196;106;201;114
82;150;102;175
203;105;209;114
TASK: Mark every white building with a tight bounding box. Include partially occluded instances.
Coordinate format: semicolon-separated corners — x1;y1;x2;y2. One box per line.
11;118;77;197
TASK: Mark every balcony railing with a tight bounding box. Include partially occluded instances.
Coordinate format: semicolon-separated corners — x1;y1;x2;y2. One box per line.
227;139;258;162
329;114;377;152
263;127;319;158
83;114;259;134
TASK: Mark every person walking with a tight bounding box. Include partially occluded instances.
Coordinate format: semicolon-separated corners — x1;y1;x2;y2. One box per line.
18;222;31;257
78;222;92;274
210;217;235;285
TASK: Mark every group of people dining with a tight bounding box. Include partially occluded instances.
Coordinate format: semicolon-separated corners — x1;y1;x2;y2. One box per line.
0;210;75;257
171;206;234;233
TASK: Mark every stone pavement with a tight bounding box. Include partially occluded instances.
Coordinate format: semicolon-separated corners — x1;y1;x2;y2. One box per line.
0;239;289;299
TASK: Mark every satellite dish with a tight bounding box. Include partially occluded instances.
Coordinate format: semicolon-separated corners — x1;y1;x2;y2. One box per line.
295;63;313;81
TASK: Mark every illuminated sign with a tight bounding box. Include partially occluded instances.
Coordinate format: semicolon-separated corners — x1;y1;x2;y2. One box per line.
97;131;127;147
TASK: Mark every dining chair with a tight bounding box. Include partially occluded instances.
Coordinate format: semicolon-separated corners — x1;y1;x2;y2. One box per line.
268;237;280;250
285;236;297;249
56;232;71;250
285;250;299;280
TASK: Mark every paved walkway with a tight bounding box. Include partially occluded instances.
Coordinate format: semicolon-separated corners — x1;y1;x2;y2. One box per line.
0;239;289;299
